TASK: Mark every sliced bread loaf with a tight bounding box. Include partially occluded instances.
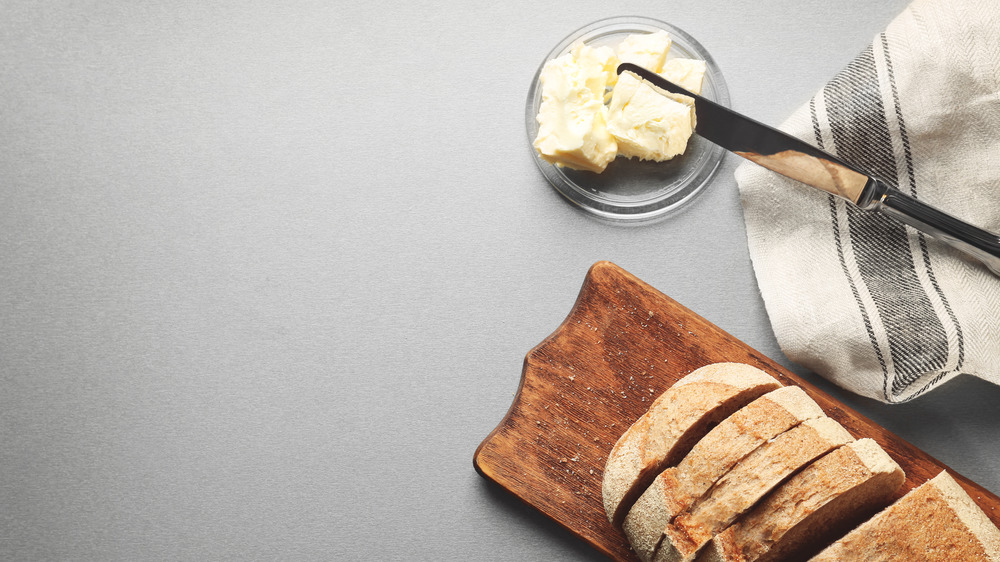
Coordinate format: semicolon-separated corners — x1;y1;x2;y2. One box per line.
698;437;904;562
655;417;854;562
602;363;780;528
810;471;1000;561
623;386;824;561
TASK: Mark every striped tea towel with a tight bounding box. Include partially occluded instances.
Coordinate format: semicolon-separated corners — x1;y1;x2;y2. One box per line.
737;0;1000;403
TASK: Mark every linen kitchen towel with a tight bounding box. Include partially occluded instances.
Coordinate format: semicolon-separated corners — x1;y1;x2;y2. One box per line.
737;0;1000;402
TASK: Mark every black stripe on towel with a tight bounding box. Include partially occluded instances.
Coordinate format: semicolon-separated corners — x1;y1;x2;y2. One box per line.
812;98;891;385
822;44;948;400
879;33;965;381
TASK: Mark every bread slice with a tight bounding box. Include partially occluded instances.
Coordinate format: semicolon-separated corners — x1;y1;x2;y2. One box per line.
655;417;854;562
698;438;904;562
810;471;1000;561
602;363;781;528
623;386;825;561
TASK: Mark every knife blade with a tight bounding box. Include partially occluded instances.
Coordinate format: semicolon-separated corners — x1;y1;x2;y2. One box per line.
617;62;1000;276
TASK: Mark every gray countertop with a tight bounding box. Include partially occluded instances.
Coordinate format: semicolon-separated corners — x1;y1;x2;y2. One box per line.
3;1;998;560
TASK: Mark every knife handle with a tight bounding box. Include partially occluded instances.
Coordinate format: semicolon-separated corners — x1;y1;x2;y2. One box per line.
868;179;1000;276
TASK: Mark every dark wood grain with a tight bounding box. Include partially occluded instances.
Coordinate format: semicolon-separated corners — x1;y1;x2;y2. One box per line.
473;261;1000;561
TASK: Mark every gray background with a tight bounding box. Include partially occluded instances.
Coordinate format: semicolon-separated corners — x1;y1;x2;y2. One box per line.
3;1;998;560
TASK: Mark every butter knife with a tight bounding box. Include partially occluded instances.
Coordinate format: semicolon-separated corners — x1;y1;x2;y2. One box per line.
618;62;1000;276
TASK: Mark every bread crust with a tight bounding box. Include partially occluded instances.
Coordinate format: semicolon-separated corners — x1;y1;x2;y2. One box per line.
602;363;781;529
655;417;854;562
698;438;904;562
810;471;1000;562
622;386;824;561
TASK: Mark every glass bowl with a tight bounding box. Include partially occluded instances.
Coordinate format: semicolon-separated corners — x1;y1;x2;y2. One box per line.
526;16;730;223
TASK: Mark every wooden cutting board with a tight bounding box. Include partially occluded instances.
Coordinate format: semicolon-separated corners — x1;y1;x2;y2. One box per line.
473;261;1000;561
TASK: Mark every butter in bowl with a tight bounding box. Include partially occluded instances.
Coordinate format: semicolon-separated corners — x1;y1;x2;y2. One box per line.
526;17;729;222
